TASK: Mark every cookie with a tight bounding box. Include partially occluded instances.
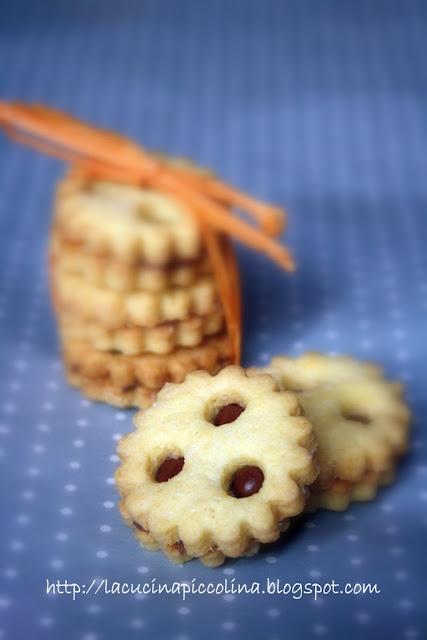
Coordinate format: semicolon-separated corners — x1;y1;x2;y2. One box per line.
59;309;225;356
50;231;212;293
51;268;219;330
62;332;232;393
307;469;395;512
115;366;317;565
54;170;203;265
66;368;157;409
257;353;410;511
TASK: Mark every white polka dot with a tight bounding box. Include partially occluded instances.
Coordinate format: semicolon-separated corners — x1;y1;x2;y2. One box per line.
137;566;149;574
343;514;355;522
115;412;127;421
100;525;112;534
222;621;236;631
21;490;35;501
103;501;114;509
399;599;414;611
307;545;319;552
69;461;81;470
77;418;89;428
60;507;73;516
10;539;24;552
0;597;12;609
404;628;420;639
4;568;18;579
65;484;77;492
268;608;280;617
265;556;277;564
390;546;405;557
55;532;69;542
356;611;371;624
395;570;408;582
106;477;115;485
73;439;85;448
309;569;322;578
50;559;64;570
33;443;46;454
385;525;398;535
16;513;31;525
313;623;328;635
39;616;55;628
223;567;234;575
178;606;191;615
87;604;102;615
130;619;145;629
96;550;108;559
347;534;359;542
350;557;363;566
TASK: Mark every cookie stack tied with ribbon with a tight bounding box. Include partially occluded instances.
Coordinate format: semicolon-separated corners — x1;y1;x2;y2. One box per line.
0;102;294;408
49;168;233;408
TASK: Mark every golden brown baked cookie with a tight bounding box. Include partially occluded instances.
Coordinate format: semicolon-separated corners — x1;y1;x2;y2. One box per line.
54;171;203;265
58;309;225;356
115;366;318;565
62;332;231;397
51;268;218;330
50;231;212;293
66;368;157;409
256;353;410;511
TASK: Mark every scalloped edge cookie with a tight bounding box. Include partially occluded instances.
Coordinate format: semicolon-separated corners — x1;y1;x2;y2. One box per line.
54;170;203;265
253;353;410;511
62;332;232;393
116;366;318;565
59;309;225;356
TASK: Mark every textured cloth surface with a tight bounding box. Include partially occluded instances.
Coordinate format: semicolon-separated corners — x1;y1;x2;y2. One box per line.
0;1;426;639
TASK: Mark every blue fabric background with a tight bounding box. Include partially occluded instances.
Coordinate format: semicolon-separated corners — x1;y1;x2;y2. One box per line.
0;1;426;639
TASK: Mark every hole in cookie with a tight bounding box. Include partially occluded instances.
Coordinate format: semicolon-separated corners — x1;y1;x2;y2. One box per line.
213;403;245;426
229;465;264;498
170;540;186;555
155;456;185;483
342;411;371;425
133;521;148;533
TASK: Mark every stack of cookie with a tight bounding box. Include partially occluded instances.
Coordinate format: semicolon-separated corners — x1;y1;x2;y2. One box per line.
49;168;232;408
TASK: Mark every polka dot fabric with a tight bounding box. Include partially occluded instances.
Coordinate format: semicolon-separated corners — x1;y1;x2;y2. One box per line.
0;1;426;639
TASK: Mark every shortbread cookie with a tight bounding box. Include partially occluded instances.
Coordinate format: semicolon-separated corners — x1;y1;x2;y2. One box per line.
257;353;410;511
54;171;203;265
51;269;218;329
59;309;225;356
51;231;212;292
115;366;318;565
66;368;158;409
307;468;395;512
62;332;232;393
